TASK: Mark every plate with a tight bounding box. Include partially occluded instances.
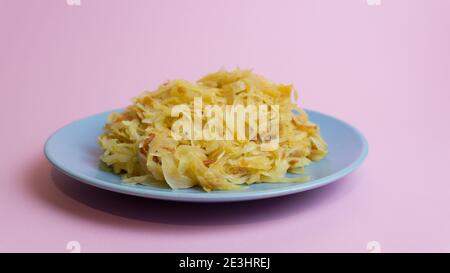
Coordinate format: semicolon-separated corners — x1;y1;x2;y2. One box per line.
44;109;368;202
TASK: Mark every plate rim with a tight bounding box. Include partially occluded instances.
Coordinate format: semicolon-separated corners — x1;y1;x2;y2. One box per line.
44;108;369;203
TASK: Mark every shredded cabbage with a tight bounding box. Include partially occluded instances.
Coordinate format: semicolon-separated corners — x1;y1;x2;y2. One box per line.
98;69;328;191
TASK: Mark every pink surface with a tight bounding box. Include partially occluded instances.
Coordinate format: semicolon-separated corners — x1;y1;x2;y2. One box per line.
1;0;450;252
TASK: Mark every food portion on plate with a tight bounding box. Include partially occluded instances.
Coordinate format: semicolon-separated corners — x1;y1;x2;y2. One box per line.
98;69;328;191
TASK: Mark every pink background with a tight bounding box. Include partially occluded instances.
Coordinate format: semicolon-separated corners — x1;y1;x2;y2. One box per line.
1;0;450;252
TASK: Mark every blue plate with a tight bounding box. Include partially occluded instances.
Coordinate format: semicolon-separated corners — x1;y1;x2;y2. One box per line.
44;109;368;202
